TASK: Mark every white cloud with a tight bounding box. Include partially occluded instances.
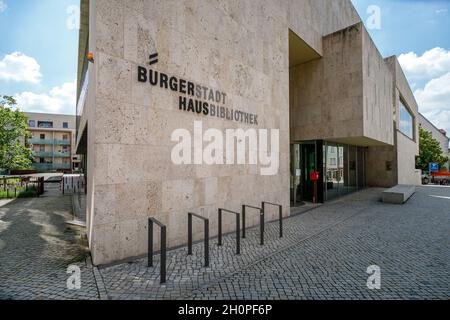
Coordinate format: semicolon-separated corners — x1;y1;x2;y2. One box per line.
414;72;450;137
0;1;7;13
398;47;450;139
435;8;448;15
0;52;42;84
398;47;450;83
14;80;76;115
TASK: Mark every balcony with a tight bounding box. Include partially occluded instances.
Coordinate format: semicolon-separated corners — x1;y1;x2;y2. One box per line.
33;151;71;158
33;151;54;158
28;139;54;145
32;163;71;171
54;139;71;145
28;139;71;145
53;152;71;158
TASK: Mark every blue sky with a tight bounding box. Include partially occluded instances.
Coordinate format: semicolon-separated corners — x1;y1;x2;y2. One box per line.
0;0;449;140
352;0;450;143
0;0;79;114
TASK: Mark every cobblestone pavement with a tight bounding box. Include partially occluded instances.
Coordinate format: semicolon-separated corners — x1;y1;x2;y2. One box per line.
99;187;450;300
0;187;99;300
1;186;448;300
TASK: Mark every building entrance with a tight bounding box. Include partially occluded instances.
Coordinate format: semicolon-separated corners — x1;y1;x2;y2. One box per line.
290;141;322;206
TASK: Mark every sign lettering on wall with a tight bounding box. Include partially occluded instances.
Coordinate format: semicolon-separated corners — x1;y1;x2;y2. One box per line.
137;64;259;125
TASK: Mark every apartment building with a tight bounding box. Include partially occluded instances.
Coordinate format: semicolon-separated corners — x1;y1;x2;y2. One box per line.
26;112;81;173
418;113;450;170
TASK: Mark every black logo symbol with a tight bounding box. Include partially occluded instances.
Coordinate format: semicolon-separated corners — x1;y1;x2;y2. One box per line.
149;53;158;65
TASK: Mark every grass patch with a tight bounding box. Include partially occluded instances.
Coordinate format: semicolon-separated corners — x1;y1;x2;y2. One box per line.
0;186;38;199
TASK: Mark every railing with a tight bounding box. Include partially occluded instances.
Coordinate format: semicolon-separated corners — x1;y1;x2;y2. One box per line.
148;217;167;284
29;139;71;146
32;151;71;158
33;151;53;157
242;205;265;245
53;152;71;158
262;202;283;238
187;213;209;267
28;139;54;145
218;208;241;255
54;139;71;145
32;163;71;171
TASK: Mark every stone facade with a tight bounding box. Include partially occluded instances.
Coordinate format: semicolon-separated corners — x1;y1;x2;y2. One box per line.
366;57;421;187
77;0;421;265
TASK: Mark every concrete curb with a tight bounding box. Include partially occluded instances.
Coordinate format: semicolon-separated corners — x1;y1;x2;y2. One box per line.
86;255;109;300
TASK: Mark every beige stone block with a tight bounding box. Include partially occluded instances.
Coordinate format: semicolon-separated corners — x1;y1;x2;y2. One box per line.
93;184;117;226
91;223;121;265
161;179;195;213
96;9;124;58
97;53;132;103
119;219;139;259
115;182;148;222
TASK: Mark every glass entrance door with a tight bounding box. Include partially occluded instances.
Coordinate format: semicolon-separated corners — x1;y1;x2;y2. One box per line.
290;142;318;206
290;144;302;206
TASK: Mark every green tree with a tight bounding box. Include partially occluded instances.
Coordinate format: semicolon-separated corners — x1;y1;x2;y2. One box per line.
0;95;33;173
416;126;449;172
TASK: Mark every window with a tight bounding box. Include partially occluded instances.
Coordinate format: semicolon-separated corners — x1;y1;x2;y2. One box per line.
40;145;45;152
399;100;414;139
63;122;69;129
63;134;68;140
38;121;53;128
28;120;35;127
40;134;45;140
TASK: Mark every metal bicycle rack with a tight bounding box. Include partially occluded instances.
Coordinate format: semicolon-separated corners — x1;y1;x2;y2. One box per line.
187;213;210;267
143;202;283;285
148;217;167;284
218;208;241;255
242;204;265;245
262;202;283;238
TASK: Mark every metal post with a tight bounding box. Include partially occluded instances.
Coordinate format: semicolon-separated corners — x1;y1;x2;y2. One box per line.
279;205;283;238
242;205;246;238
236;213;240;255
62;178;65;195
160;226;166;284
148;219;153;267
218;209;222;246
262;202;283;239
187;213;193;255
14;188;17;198
260;210;264;245
204;219;209;267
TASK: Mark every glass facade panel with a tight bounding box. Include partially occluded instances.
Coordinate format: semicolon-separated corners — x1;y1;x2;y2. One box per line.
325;144;339;200
399;100;414;139
324;142;366;201
357;147;365;188
339;145;348;196
348;145;357;194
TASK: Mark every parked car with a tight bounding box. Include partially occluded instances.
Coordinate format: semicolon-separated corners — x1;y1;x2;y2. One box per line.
422;171;450;185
